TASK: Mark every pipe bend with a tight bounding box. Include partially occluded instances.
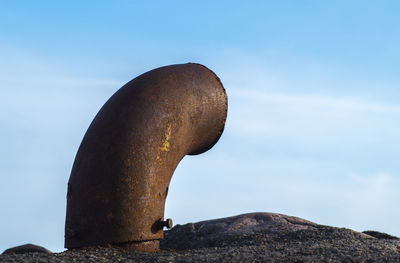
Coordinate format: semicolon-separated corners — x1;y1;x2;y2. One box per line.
65;63;227;250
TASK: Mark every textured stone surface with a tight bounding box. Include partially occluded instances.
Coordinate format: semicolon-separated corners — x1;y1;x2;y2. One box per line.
160;212;320;249
362;230;400;240
1;212;400;263
2;244;51;255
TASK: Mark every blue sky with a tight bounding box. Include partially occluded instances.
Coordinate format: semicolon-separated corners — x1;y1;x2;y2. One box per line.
1;1;400;252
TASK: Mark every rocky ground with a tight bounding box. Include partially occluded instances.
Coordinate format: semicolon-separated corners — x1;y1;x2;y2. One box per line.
1;212;400;262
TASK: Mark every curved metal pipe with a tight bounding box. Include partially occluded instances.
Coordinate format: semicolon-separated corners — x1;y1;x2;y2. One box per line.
65;63;227;251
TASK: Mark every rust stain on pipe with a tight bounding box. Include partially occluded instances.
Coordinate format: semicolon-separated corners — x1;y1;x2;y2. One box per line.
64;63;228;251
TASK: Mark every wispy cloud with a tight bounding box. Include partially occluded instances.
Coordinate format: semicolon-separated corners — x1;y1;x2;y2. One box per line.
0;46;123;132
231;89;400;114
226;88;400;148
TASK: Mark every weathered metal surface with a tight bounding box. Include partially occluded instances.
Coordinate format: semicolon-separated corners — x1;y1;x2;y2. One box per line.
65;63;228;251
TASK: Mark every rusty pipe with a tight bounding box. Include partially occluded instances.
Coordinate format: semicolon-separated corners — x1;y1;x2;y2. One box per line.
64;63;227;251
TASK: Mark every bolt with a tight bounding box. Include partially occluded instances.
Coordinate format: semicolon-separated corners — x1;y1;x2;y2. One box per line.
160;218;173;229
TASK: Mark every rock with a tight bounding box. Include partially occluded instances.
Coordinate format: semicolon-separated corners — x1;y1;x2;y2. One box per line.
160;212;320;249
1;213;400;262
2;243;51;255
362;230;400;240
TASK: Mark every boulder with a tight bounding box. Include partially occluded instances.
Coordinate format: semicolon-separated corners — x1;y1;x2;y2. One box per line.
2;243;51;255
